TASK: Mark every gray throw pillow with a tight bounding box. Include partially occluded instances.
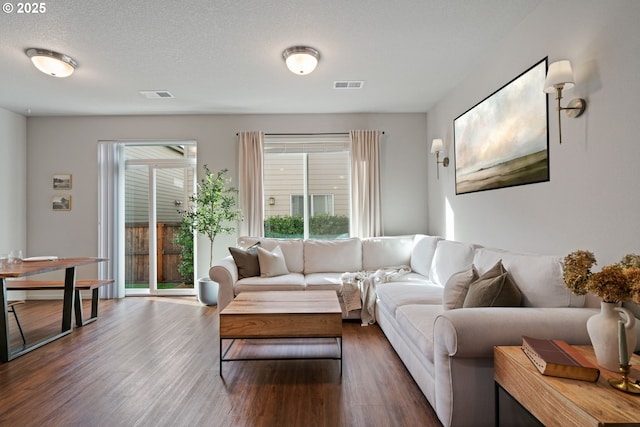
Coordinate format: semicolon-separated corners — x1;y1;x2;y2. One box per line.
480;259;506;279
443;266;478;310
229;242;261;279
463;261;522;308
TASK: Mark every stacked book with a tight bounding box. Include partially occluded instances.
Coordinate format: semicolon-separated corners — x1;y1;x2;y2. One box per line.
521;336;600;382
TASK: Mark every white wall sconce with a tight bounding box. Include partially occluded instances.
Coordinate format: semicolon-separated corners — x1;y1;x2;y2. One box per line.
430;139;449;180
25;48;78;78
282;46;320;75
543;60;587;144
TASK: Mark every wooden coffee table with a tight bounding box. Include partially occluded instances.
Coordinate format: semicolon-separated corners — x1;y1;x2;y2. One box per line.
219;290;342;375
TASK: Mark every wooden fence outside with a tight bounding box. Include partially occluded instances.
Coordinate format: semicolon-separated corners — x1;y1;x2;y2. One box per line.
125;222;185;284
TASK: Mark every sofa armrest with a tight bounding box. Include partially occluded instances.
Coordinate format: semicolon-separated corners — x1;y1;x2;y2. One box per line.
434;307;598;359
209;255;238;311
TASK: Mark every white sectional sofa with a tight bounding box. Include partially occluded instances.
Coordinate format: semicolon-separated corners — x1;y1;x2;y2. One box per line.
211;235;419;318
210;234;640;427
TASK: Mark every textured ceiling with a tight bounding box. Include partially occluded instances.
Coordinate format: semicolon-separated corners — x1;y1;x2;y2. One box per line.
0;0;541;116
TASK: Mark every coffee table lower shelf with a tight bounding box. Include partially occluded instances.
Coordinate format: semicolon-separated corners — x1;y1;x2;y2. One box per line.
220;336;343;374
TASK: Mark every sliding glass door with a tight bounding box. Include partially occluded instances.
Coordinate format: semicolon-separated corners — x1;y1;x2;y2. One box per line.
123;144;196;296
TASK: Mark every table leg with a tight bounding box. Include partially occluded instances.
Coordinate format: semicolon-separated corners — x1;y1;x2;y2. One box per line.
61;267;76;332
339;337;343;375
74;288;101;327
91;287;99;319
0;279;9;362
494;382;500;427
74;289;83;327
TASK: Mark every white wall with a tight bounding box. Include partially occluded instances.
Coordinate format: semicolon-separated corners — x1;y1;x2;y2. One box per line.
26;113;427;279
0;108;26;255
427;0;640;265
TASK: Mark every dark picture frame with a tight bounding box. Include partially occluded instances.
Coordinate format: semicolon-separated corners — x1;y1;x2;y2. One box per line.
454;57;549;195
52;195;72;211
53;173;72;190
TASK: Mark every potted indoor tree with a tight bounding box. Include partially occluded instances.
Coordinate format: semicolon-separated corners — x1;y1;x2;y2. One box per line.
177;165;240;305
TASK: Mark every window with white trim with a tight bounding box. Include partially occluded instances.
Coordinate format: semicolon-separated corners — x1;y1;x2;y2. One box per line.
263;134;350;239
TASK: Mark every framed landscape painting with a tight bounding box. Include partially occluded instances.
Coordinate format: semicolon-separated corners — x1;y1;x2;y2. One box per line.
454;57;549;195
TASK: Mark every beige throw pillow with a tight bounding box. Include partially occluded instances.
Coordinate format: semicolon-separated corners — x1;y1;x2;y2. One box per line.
463;260;522;308
443;266;478;310
257;245;290;277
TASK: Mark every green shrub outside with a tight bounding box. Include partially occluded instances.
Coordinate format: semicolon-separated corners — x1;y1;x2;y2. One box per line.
264;214;349;239
174;218;194;284
264;215;303;237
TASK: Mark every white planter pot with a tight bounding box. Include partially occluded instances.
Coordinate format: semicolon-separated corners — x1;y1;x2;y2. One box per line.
197;278;218;306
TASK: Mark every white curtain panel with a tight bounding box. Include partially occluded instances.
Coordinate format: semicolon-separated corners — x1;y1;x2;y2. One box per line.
97;141;124;298
237;131;265;237
349;130;383;238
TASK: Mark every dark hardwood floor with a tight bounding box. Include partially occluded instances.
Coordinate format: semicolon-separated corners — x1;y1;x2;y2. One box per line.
0;297;442;427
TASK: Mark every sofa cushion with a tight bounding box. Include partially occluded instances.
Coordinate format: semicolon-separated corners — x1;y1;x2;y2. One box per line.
391;272;433;284
257;245;289;277
473;247;582;308
442;266;478;310
304;238;362;273
411;235;443;277
234;273;305;293
429;240;478;287
395;304;445;365
238;236;304;273
463;261;522;307
229;243;261;279
304;272;343;291
362;236;414;271
376;282;444;316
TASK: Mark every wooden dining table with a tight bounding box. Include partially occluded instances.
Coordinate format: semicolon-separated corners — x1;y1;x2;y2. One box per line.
0;257;106;362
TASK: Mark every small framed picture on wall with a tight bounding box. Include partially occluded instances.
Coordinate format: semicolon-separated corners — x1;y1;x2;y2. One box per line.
52;195;72;211
53;173;72;190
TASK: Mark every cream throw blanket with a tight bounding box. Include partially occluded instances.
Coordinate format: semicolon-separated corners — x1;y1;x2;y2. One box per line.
339;265;411;325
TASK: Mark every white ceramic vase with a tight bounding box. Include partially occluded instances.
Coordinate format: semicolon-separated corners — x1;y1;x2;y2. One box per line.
586;302;636;371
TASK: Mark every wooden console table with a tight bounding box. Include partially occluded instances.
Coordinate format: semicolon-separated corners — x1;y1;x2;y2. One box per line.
494;345;640;426
0;257;106;362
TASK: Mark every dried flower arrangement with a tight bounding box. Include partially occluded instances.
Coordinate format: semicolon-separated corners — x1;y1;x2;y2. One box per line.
563;250;640;303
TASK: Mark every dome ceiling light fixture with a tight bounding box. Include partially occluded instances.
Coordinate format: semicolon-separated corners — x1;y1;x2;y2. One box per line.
25;48;78;78
282;46;320;75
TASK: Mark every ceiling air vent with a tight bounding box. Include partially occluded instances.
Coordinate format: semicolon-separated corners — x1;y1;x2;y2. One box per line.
333;81;364;89
139;90;174;99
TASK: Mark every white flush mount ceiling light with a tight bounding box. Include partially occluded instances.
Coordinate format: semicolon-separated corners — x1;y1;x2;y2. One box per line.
25;48;78;78
282;46;320;75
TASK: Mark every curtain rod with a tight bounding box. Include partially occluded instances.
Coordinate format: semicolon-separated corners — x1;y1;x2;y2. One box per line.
235;131;385;136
